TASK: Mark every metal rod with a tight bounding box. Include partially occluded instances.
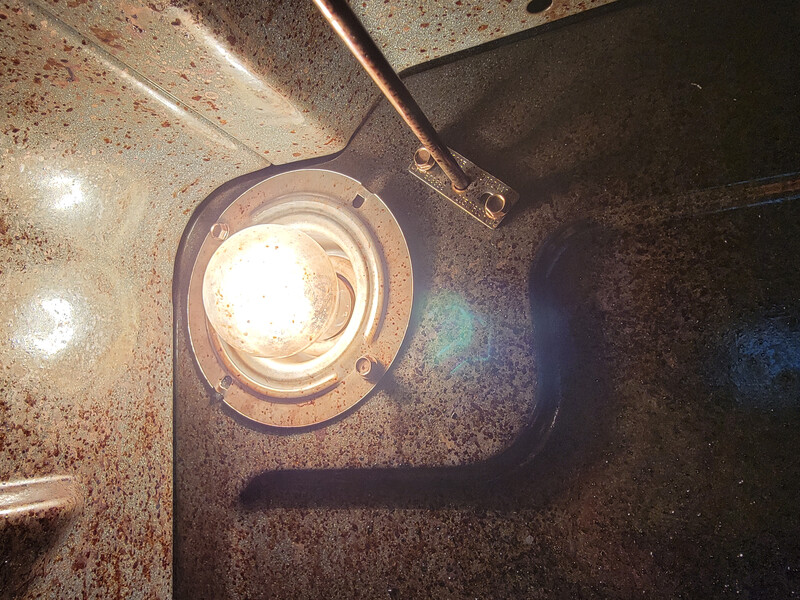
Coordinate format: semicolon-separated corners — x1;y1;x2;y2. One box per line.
312;0;472;191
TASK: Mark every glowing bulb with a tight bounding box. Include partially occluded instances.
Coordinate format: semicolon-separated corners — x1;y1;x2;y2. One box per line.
202;224;339;358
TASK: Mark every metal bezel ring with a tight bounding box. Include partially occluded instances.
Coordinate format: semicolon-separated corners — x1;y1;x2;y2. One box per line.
187;169;412;428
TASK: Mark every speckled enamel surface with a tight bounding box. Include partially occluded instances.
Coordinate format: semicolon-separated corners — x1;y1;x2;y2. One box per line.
174;0;800;598
1;0;609;597
357;0;615;68
0;1;266;596
29;0;613;163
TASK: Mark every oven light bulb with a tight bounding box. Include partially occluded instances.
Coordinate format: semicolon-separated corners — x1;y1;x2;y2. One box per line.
202;224;339;358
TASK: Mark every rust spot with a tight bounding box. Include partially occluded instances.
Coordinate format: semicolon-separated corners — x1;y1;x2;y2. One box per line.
171;18;181;26
89;26;125;51
179;177;199;194
42;58;77;83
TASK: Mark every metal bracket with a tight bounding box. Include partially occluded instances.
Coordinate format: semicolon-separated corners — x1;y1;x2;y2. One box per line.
409;147;519;229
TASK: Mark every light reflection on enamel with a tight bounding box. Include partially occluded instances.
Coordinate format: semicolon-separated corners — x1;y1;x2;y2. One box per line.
0;264;139;394
50;174;85;210
20;296;77;357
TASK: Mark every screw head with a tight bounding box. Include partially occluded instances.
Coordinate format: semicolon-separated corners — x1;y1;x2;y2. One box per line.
210;223;230;240
355;355;378;379
413;147;436;172
216;375;233;393
482;192;507;220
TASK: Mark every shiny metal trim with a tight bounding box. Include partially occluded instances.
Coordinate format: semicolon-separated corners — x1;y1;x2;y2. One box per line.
187;169;412;428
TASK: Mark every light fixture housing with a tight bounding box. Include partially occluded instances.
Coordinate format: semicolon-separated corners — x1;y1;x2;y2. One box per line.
187;169;412;428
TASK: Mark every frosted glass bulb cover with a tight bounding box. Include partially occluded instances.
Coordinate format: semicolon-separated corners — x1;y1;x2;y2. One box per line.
202;224;339;358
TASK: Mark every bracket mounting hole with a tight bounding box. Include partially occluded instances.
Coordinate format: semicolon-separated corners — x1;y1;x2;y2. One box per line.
526;0;553;14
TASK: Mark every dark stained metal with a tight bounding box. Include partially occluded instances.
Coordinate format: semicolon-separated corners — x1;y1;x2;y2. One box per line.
312;0;472;191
